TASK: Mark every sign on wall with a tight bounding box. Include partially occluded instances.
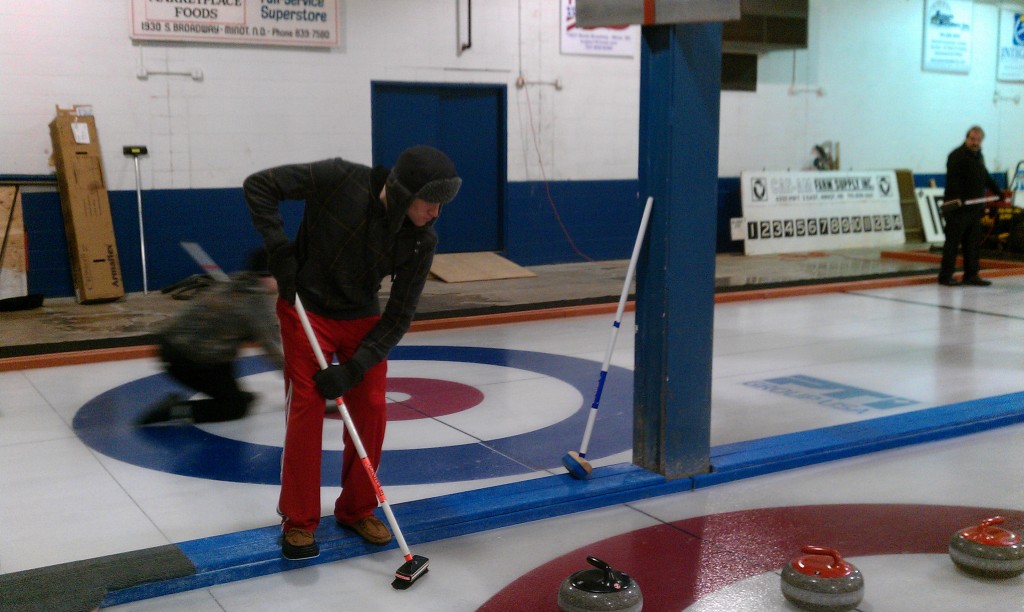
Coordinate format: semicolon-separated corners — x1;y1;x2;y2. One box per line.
130;0;341;48
923;0;973;74
739;170;905;256
560;0;639;57
997;8;1024;82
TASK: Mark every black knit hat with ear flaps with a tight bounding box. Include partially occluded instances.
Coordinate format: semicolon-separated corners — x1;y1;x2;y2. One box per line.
384;145;462;232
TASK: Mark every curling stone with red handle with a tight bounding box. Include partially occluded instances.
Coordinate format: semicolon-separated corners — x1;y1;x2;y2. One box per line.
557;556;642;612
949;516;1024;579
780;545;864;612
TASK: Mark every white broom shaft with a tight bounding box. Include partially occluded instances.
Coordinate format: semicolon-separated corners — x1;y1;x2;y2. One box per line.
578;404;598;458
612;197;654;331
294;296;330;370
379;503;412;562
962;195;1000;205
293;295;413;559
599;195;654;371
180;241;231;282
579;196;654;456
135;157;148;294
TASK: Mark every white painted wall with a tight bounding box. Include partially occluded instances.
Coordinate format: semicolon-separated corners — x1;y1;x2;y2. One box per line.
723;0;1023;179
2;1;1022;192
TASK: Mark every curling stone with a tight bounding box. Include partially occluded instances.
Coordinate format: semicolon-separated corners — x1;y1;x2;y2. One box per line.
780;546;864;612
557;556;642;612
949;516;1024;579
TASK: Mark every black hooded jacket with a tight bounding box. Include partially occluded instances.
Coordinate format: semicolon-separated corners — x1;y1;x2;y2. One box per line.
243;157;436;373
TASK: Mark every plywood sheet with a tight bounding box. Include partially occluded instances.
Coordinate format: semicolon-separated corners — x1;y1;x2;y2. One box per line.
0;187;28;299
430;252;536;283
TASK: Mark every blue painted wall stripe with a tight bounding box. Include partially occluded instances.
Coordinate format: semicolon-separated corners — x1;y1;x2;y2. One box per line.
18;172;960;298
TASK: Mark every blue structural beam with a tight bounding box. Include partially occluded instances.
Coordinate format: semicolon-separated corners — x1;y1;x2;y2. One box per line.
634;22;722;478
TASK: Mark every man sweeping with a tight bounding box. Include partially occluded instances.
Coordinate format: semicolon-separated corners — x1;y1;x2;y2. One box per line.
243;146;461;560
138;250;282;425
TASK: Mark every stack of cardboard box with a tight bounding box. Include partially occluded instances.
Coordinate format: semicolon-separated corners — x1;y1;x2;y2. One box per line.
48;105;124;303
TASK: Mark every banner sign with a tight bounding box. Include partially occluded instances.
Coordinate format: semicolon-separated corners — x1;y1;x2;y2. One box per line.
130;0;341;48
997;8;1024;82
561;0;639;57
923;0;973;74
739;170;905;256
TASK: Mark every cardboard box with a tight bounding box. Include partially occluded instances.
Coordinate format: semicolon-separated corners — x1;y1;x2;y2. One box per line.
49;106;124;303
895;168;924;242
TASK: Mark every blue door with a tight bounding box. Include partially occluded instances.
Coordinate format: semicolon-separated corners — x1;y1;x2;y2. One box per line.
371;82;506;254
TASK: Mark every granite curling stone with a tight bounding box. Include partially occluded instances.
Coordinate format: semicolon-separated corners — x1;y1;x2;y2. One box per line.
780;545;864;612
557;556;642;612
949;516;1024;579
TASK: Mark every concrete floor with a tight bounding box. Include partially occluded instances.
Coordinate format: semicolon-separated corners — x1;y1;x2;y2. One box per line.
0;246;942;361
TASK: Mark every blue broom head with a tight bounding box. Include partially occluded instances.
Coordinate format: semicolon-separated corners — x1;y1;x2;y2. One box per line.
562;451;593;480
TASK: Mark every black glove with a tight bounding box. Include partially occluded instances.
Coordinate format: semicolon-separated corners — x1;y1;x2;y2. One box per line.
268;244;297;304
313;361;365;400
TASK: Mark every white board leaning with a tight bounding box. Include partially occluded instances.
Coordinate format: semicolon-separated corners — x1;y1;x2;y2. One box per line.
739;170;905;256
914;187;948;244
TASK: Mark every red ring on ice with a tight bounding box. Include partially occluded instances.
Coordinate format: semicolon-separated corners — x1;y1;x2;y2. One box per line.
324;377;485;421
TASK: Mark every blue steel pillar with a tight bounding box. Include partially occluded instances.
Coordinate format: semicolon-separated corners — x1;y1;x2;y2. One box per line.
634;23;721;479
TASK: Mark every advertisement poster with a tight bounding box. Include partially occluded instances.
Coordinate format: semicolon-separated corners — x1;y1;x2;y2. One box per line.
997;8;1024;82
739;170;905;256
560;0;638;57
923;0;973;73
130;0;341;48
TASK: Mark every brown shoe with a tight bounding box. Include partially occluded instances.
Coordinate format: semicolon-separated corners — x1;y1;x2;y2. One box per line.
340;515;392;545
282;528;319;560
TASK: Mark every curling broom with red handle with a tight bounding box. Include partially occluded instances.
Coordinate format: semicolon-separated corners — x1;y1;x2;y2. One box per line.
562;196;653;480
293;294;429;589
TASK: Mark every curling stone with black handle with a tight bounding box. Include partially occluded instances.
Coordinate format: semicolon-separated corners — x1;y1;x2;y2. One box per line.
557;556;642;612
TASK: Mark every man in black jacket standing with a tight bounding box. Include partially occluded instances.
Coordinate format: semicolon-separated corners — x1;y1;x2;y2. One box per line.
939;126;1002;286
244;146;461;560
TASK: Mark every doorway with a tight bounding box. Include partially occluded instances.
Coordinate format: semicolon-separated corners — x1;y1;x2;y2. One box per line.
371;82;506;254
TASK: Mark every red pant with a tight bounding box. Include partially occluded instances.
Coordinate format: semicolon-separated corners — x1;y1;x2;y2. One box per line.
275;298;387;533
